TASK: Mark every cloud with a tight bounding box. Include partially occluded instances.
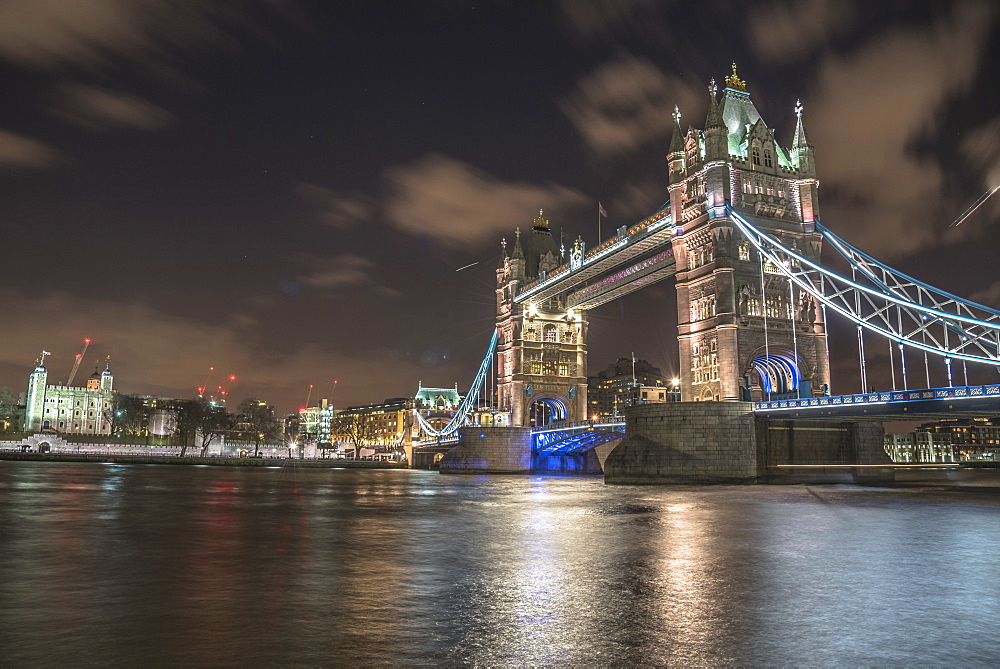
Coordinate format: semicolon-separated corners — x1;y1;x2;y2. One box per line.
296;253;400;298
747;0;855;62
50;82;174;131
961;117;1000;188
308;153;586;248
0;0;294;72
804;2;997;258
383;153;588;246
558;0;659;38
560;55;703;158
970;280;1000;309
295;184;373;230
0;129;66;170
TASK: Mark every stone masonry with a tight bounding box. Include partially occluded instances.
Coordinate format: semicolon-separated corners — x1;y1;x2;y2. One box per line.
604;402;758;484
438;426;533;474
604;401;891;484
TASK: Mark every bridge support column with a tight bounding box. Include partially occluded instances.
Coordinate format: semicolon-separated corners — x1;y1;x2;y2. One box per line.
604;402;894;485
438;427;532;474
605;402;759;484
756;420;893;484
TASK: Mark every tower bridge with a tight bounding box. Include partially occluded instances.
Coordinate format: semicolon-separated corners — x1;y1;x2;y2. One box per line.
416;65;1000;483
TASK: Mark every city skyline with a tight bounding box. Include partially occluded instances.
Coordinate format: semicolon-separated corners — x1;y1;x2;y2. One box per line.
2;2;999;413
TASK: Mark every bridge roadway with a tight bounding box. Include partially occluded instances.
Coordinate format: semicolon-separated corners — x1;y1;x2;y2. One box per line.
514;203;675;309
754;383;1000;421
420;384;1000;453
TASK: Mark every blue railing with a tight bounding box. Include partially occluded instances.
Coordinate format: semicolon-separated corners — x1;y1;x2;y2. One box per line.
754;384;1000;412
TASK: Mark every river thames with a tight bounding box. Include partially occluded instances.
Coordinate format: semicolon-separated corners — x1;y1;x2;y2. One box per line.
1;461;998;666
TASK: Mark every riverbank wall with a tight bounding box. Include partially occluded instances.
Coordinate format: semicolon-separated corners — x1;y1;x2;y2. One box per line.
0;452;406;469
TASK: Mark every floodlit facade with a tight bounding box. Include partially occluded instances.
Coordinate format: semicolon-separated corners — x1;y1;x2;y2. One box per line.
299;399;335;444
24;356;114;434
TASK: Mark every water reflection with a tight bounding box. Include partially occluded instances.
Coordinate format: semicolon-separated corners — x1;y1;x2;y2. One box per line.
1;463;999;666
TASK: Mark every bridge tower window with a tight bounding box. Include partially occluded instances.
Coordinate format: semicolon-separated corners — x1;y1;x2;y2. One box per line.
752;147;760;166
764;151;773;168
543;324;557;342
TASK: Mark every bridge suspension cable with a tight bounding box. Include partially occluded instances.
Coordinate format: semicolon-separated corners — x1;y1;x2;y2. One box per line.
727;207;1000;369
414;328;498;438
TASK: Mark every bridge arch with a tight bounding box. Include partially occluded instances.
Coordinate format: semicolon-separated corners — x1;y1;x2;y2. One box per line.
528;395;568;427
745;349;805;398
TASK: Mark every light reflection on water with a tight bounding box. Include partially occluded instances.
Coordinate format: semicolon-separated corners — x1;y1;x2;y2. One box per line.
1;461;999;666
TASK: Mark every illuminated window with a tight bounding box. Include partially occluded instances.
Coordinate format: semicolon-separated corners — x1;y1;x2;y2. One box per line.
738;242;751;261
558;363;570;376
543;325;557;342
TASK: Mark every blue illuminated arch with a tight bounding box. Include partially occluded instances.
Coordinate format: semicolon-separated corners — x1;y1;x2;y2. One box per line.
750;353;800;395
529;396;568;426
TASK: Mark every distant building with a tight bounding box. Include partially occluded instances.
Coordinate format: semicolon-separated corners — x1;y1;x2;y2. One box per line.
333;397;414;458
414;382;462;431
920;418;1000;462
884;432;956;463
24;354;114;434
587;357;668;419
299;399;335;444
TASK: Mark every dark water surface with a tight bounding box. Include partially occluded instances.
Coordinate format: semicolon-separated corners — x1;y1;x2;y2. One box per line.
1;461;999;666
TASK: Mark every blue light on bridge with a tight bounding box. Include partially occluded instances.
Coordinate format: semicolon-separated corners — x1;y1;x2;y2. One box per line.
754;383;1000;413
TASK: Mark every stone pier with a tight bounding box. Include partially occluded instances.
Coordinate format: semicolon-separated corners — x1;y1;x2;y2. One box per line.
603;401;892;485
438;426;532;474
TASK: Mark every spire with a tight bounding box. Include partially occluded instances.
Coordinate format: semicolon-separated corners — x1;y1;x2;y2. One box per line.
668;105;684;153
792;99;810;147
705;78;724;130
791;98;815;176
704;78;727;161
512;227;524;259
724;62;746;92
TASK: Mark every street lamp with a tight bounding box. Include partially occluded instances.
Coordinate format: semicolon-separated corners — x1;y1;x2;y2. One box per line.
670;377;680;402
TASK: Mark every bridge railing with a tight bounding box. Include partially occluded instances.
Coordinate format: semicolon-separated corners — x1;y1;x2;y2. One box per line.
755;383;1000;412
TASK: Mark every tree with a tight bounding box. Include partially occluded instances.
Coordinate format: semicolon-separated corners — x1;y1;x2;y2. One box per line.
103;393;148;436
0;386;18;433
197;404;232;456
331;412;379;459
235;398;281;456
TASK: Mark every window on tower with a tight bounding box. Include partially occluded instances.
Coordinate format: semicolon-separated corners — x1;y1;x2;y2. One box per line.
752;148;760;166
764;151;773;168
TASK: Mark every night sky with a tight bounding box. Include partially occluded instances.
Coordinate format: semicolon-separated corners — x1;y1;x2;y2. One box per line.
2;1;999;414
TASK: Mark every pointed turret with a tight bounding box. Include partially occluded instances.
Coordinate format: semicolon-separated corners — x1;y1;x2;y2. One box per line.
510;227;525;281
704;78;727;161
791;99;816;177
101;358;113;391
667;105;685;184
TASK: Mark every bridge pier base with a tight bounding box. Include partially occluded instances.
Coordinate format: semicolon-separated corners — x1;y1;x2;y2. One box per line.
604;402;893;485
438;427;532;474
756;419;893;484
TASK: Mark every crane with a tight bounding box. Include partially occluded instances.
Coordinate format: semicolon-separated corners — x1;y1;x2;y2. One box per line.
66;338;91;386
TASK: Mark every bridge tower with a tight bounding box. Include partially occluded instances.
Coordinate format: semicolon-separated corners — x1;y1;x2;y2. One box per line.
496;211;589;427
669;65;830;401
